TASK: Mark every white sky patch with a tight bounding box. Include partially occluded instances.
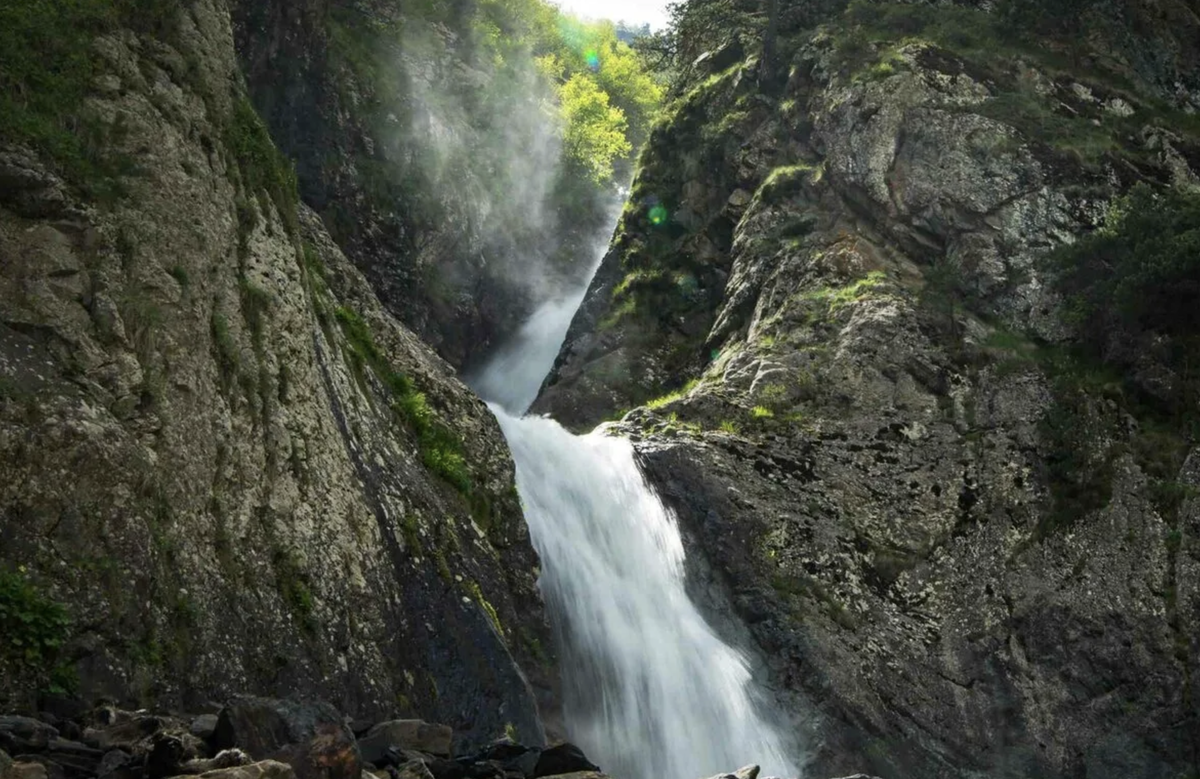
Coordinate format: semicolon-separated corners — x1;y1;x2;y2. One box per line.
553;0;671;29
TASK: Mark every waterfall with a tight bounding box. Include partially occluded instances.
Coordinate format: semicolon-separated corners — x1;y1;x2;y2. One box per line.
472;240;801;779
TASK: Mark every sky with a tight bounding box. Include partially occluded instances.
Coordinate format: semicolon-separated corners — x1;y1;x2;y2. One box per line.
553;0;671;29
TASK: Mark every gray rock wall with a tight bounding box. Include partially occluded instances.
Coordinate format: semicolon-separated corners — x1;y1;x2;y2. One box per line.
0;0;553;751
536;14;1200;779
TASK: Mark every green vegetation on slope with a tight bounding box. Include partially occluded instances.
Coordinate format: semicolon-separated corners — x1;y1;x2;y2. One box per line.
1035;186;1200;535
225;96;300;234
0;567;73;694
334;306;472;494
325;0;662;254
0;0;171;196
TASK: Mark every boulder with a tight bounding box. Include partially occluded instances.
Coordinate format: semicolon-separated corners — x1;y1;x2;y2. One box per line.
83;712;166;752
146;734;193;779
168;760;296;779
95;750;135;779
213;698;359;779
0;719;58;751
356;722;452;764
531;745;597;778
421;758;465;779
190;717;220;742
470;742;537;777
1;762;48;779
534;773;609;779
35;740;105;777
3;758;61;779
182;750;253;775
702;768;759;779
392;761;434;779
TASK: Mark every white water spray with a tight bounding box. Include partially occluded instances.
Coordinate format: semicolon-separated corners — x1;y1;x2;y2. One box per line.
472;287;588;416
474;236;801;779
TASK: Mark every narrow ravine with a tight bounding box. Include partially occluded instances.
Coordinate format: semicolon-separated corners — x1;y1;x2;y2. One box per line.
471;237;802;779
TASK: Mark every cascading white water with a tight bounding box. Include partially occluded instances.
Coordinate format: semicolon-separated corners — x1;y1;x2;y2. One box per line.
493;410;800;779
471;287;589;416
472;230;801;779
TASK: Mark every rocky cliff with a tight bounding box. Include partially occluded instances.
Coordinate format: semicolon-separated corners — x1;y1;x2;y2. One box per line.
228;0;630;372
0;0;552;750
537;2;1200;777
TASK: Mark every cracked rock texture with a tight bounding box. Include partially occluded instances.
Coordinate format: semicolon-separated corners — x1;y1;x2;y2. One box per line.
0;0;553;752
536;5;1200;778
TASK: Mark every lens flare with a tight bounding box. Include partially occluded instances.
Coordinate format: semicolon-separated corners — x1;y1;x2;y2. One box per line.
585;50;601;71
648;204;668;226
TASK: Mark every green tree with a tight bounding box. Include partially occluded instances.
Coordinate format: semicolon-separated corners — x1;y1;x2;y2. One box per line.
559;73;633;182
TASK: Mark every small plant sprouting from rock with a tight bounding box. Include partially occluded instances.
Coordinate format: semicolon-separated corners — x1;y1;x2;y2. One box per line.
272;548;317;636
805;270;890;315
645;378;700;410
465;581;504;637
239;279;272;345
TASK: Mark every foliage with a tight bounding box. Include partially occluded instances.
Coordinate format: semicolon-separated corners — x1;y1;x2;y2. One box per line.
805;271;890;314
1030;186;1200;537
0;567;72;690
646;378;700;409
465;580;504;636
1052;185;1200;349
272;547;316;634
239;279;272;343
210;311;240;386
224;97;299;234
559;74;632;183
634;0;757;77
322;0;665;298
996;0;1093;38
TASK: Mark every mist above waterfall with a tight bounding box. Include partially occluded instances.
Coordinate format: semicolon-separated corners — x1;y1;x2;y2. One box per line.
347;4;659;316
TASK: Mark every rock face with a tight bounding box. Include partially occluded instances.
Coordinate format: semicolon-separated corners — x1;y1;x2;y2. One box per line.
536;4;1200;779
0;0;552;750
228;0;615;371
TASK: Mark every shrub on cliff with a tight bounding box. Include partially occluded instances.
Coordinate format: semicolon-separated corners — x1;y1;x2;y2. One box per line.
1053;184;1200;346
0;567;72;698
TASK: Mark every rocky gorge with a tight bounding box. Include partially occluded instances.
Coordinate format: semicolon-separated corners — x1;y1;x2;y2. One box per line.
3;0;1200;779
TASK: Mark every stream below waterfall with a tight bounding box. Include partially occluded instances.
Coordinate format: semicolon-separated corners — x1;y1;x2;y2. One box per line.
471;246;801;779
